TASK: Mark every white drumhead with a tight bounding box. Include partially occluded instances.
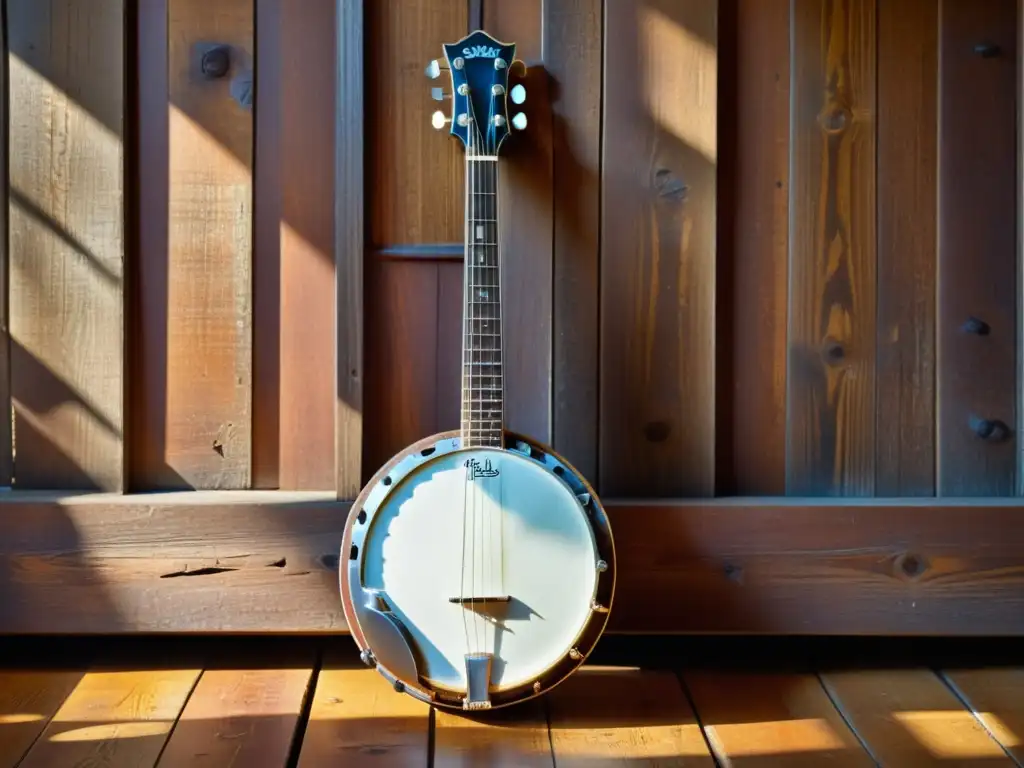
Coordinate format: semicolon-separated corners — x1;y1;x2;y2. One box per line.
359;447;599;692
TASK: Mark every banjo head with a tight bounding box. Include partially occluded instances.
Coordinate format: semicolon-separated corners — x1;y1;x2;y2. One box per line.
339;430;616;711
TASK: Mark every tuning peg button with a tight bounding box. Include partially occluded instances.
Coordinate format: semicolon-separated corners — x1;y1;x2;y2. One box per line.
512;112;527;130
510;84;526;104
431;110;450;130
425;59;448;79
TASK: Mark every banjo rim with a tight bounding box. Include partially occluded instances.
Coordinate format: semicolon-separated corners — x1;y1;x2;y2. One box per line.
339;428;617;710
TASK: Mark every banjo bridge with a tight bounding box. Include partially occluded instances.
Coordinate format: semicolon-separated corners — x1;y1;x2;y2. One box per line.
463;652;494;710
448;595;511;604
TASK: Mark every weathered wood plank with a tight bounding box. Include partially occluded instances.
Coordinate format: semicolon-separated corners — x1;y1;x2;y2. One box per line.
4;493;1024;636
942;668;1024;763
297;665;430;767
600;0;717;497
937;0;1018;496
683;672;873;766
717;0;789;495
335;0;364;500
253;0;337;491
821;669;1013;765
787;0;877;496
368;0;465;247
434;701;552;767
545;0;602;483
17;669;200;768
875;0;938;496
548;667;714;765
136;0;254;490
0;0;11;488
0;672;82;768
157;667;315;767
8;0;124;490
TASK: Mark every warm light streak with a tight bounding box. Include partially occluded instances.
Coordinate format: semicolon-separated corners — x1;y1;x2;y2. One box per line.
48;721;173;742
0;713;45;725
893;710;1015;759
706;718;848;756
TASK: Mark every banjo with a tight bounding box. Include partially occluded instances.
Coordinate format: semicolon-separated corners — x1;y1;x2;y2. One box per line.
339;30;616;711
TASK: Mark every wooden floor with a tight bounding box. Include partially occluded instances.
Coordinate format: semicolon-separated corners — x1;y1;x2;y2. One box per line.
1;639;1023;766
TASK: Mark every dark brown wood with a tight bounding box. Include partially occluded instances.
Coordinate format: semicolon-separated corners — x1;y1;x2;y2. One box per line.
545;0;602;483
7;0;125;491
135;0;254;490
787;0;877;496
600;0;718;497
368;0;465;247
0;0;10;489
876;0;938;496
484;0;541;61
717;0;789;495
254;0;337;491
937;0;1018;496
6;491;1024;635
336;0;364;500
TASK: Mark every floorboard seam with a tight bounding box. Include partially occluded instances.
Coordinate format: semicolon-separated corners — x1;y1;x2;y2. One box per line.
674;669;723;767
284;656;322;768
815;671;882;768
935;667;1024;768
152;667;205;767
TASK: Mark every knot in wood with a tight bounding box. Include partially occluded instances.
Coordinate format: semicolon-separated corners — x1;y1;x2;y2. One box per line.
821;337;845;364
818;105;850;134
970;416;1009;442
896;552;927;579
643;420;671;443
653;168;687;201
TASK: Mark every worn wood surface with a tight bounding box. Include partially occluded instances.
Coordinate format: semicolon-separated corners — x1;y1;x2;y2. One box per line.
253;0;337;491
7;0;125;490
787;0;877;496
435;702;552;767
297;664;431;767
135;0;254;490
16;669;200;768
600;0;717;497
3;493;1024;635
875;0;938;496
0;672;82;767
821;669;1013;764
335;0;364;500
943;668;1024;764
937;0;1018;496
0;0;10;488
157;667;315;767
718;0;789;495
545;0;602;484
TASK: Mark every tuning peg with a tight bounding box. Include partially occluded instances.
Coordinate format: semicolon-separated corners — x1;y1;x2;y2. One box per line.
511;59;528;75
510;84;526;104
430;87;450;101
431;110;450;130
425;59;448;79
511;112;527;130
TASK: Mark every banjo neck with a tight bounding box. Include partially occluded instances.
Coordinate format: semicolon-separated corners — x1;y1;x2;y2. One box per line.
461;152;503;448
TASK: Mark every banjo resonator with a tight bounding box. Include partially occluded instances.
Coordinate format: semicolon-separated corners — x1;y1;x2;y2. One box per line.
338;30;616;712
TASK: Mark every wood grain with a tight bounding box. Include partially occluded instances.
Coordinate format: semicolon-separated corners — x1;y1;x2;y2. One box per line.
600;0;717;497
942;668;1024;763
335;0;365;500
7;0;124;490
434;701;552;767
0;672;82;767
545;0;602;483
875;0;937;496
683;672;872;766
296;665;430;767
253;0;337;491
156;668;315;767
821;669;1012;765
787;0;876;496
367;0;466;246
0;0;10;488
136;0;254;490
717;0;790;495
548;667;714;765
484;0;541;61
937;0;1018;496
17;669;200;768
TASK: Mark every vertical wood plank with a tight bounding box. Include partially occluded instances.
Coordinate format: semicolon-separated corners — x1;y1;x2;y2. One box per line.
717;0;789;495
7;0;125;490
600;0;718;497
0;671;82;768
0;0;10;488
786;0;877;496
135;0;254;490
437;261;464;432
156;667;315;767
254;0;337;491
368;0;466;247
17;669;200;768
484;1;553;444
546;0;602;482
335;0;364;499
938;0;1018;496
875;0;938;496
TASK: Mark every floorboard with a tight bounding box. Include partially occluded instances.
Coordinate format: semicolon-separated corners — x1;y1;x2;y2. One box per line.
941;668;1024;765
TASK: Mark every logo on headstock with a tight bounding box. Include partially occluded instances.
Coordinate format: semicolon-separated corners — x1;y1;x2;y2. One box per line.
463;45;501;59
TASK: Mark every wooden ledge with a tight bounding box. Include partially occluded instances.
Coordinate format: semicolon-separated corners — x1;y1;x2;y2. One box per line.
2;492;1024;635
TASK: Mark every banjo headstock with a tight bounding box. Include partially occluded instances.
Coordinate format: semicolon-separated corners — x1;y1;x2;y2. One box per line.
426;30;528;156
